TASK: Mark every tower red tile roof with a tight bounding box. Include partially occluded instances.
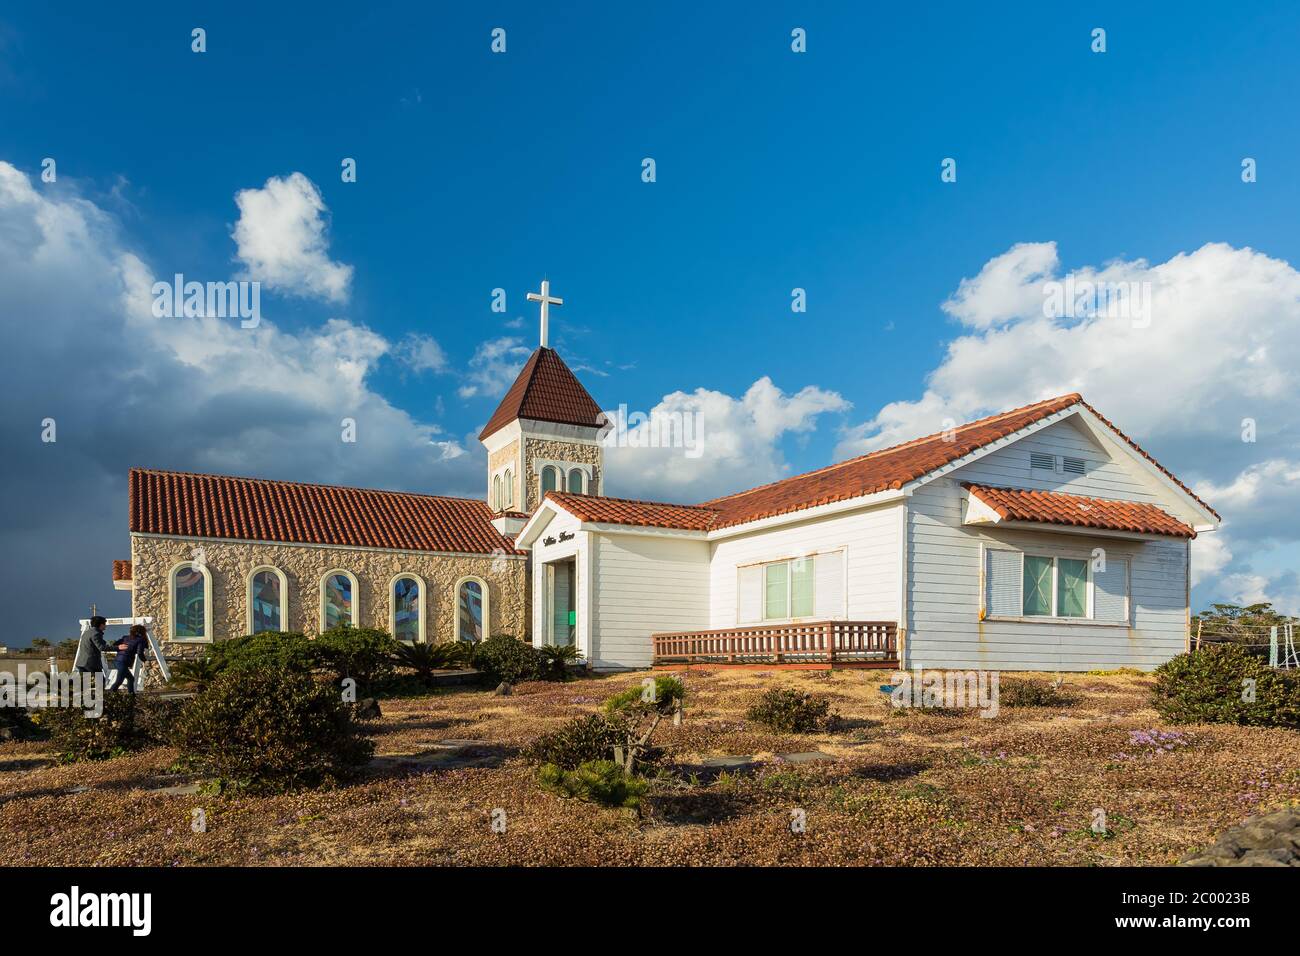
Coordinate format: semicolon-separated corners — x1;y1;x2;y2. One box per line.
964;484;1196;538
112;559;132;582
129;468;524;555
478;347;606;441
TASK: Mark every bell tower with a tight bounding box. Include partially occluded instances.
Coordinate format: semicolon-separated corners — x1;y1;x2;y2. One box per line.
480;280;606;535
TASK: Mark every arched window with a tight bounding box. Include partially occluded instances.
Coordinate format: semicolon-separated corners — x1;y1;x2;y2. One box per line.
541;465;558;495
567;468;585;493
320;570;359;630
493;474;501;510
170;562;212;642
390;574;425;644
454;576;490;642
504;468;513;508
247;566;288;634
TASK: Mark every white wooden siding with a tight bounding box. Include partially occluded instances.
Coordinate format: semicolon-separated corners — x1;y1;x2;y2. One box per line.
906;475;1188;671
589;532;710;670
708;503;902;628
963;418;1192;518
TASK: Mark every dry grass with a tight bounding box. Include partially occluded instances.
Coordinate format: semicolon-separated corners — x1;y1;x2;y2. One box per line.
2;669;1297;866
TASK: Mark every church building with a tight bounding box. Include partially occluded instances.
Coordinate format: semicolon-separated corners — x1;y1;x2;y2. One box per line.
113;279;1220;672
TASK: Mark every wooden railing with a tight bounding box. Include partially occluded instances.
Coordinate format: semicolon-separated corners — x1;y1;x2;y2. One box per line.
651;620;897;666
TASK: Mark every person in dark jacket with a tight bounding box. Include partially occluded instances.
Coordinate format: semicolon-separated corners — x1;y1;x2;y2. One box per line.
74;616;113;674
106;624;149;694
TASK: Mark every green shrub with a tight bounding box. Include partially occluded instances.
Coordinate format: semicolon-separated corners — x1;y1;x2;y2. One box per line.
39;694;180;762
431;640;475;669
169;656;223;691
538;759;648;809
745;688;835;733
523;713;630;769
1000;678;1073;708
537;643;583;681
172;667;374;793
472;634;539;684
208;631;318;673
315;626;399;691
1152;644;1300;728
605;675;685;716
0;706;43;741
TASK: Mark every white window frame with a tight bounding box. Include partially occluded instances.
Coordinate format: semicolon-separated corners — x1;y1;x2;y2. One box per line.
389;572;427;645
169;561;214;643
1021;554;1092;619
453;575;491;642
982;546;1130;626
566;468;586;494
246;565;289;635
737;549;847;624
319;569;360;631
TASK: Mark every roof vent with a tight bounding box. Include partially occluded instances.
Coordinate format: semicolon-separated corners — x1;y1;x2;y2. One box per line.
1030;452;1055;471
1062;456;1087;475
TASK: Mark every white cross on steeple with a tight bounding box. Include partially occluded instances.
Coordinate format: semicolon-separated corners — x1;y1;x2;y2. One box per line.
527;279;563;348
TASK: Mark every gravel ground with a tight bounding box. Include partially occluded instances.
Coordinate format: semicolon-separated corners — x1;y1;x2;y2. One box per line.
1;668;1297;866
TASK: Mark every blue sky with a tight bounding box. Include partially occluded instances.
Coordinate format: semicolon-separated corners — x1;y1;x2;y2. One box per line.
3;1;1300;639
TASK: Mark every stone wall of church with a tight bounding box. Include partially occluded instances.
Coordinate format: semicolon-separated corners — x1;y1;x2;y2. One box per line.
523;438;603;511
487;439;520;511
130;535;529;658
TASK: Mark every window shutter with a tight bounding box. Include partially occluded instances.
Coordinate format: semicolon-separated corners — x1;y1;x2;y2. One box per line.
764;563;789;620
814;551;844;618
985;549;1021;617
1093;558;1129;622
738;566;763;624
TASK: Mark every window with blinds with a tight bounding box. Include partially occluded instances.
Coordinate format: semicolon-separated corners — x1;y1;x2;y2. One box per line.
738;551;844;623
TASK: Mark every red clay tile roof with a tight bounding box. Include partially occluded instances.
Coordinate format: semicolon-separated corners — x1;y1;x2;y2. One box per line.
478;347;606;441
129;468;524;555
964;483;1195;538
112;559;132;582
544;492;718;531
537;393;1213;533
699;393;1086;529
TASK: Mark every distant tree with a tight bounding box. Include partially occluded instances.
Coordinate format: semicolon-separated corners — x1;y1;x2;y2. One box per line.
55;638;81;658
30;637;52;651
1192;602;1296;647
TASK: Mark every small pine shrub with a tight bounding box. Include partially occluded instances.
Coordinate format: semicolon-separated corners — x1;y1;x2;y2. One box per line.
538;759;648;809
745;688;834;733
315;626;399;691
523;713;630;769
605;675;685;716
172;667;374;793
1000;678;1073;708
472;634;539;684
1152;644;1300;728
39;694;180;762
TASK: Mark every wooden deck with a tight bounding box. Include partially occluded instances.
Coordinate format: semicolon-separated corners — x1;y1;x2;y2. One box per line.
651;620;898;669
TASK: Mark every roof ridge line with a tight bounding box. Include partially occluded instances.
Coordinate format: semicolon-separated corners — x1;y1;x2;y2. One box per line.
697;392;1082;507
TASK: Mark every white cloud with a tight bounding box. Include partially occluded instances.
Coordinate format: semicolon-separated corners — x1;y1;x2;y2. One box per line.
840;239;1300;614
0;161;477;642
607;376;850;501
458;336;531;399
397;333;449;374
232;172;353;302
